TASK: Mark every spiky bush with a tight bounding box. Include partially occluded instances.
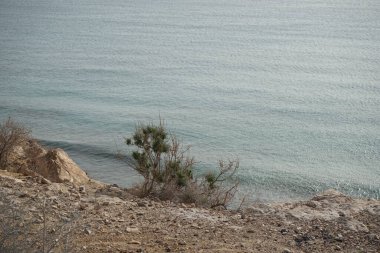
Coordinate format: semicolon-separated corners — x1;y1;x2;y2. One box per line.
126;120;240;209
126;121;194;197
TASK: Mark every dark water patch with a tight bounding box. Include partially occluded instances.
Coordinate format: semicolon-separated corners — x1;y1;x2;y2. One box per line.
38;139;134;167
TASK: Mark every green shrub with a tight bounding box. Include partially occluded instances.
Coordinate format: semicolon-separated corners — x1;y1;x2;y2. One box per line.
125;121;194;197
126;120;240;209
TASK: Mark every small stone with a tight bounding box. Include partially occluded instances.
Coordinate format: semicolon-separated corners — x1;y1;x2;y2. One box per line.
79;203;88;210
129;240;141;245
19;192;29;198
280;228;289;235
335;245;341;251
282;248;292;253
84;228;92;235
41;177;50;184
126;227;140;233
178;240;186;246
305;201;317;208
79;185;86;193
137;201;147;207
335;234;343;242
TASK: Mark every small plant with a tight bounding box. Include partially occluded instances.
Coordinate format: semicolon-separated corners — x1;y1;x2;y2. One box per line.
126;120;240;209
202;159;240;209
125;120;194;197
0;117;31;169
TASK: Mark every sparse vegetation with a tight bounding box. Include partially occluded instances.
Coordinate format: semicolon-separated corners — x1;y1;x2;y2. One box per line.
0;117;31;169
201;159;240;208
125;120;240;209
125;120;194;197
0;191;79;253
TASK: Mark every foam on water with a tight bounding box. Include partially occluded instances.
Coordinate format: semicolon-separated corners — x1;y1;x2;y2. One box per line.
0;0;379;201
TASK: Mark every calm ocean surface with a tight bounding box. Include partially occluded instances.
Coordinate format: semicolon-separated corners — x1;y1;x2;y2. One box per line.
0;0;379;201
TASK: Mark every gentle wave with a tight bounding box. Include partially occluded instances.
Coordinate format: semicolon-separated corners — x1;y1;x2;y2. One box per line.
0;0;379;201
38;139;134;167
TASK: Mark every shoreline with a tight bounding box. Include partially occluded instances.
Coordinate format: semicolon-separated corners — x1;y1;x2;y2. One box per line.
1;169;379;252
36;138;380;203
0;141;379;252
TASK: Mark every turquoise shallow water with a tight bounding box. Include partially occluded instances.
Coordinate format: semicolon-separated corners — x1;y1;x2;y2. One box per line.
0;0;379;201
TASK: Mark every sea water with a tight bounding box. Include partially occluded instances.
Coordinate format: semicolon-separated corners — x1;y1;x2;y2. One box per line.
0;0;379;201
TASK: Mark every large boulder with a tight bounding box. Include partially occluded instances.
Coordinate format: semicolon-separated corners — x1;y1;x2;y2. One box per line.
8;140;89;184
32;148;89;184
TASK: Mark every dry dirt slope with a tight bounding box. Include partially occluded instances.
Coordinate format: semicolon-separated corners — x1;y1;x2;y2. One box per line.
0;170;379;253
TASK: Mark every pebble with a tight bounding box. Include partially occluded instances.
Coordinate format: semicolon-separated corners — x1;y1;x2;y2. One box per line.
280;228;289;235
79;185;86;193
84;228;92;235
305;201;317;208
335;234;343;242
137;201;148;207
19;192;30;198
178;240;186;246
126;227;140;233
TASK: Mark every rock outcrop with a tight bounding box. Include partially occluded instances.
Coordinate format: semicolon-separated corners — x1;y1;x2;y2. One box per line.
32;148;89;184
1;170;379;253
8;140;89;184
1;140;379;252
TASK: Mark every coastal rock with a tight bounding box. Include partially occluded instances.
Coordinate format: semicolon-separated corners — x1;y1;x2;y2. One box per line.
6;141;90;185
1;145;379;253
31;148;88;184
273;189;377;222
